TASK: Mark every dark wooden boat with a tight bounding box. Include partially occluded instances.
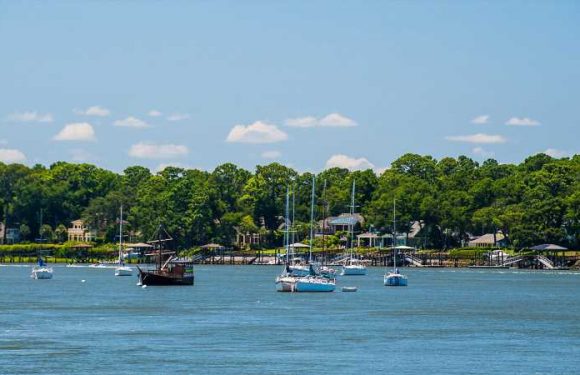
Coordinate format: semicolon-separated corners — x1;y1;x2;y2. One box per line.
137;225;194;286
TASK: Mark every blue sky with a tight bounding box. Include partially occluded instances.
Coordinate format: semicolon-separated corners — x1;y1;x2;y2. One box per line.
0;1;578;173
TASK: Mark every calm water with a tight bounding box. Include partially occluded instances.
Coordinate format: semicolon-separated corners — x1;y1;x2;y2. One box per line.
0;265;579;374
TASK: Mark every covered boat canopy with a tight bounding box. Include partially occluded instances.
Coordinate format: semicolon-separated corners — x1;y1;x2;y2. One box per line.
528;244;569;251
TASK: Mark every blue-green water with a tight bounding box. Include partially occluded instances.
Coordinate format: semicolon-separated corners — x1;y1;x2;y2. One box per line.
1;265;579;374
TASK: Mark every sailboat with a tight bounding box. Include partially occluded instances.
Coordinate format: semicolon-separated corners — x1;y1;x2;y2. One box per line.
136;225;194;286
384;199;408;286
114;205;133;277
31;256;53;279
341;180;367;276
276;182;335;292
276;187;298;291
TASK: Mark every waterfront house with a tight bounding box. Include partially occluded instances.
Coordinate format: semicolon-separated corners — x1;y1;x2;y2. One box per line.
67;220;95;242
468;232;507;248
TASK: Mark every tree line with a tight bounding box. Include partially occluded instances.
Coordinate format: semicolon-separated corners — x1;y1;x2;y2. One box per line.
0;153;578;250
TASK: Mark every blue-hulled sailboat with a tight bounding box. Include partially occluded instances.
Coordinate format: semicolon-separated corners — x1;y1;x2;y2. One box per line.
384;199;408;286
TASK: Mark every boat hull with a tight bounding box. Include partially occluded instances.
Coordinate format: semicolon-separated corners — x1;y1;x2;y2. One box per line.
384;273;408;286
275;276;297;292
295;278;335;292
138;268;194;286
341;266;367;276
115;266;133;276
31;267;53;279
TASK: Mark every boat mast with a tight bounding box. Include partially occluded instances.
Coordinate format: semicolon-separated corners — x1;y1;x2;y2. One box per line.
322;179;327;256
284;187;290;265
119;205;123;264
291;187;296;249
393;199;396;272
308;175;316;264
350;180;356;261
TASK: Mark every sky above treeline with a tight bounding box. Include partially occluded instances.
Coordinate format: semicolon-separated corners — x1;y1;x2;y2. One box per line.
0;1;578;173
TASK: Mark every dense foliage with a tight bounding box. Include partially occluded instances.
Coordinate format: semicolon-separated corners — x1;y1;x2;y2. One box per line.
0;153;578;249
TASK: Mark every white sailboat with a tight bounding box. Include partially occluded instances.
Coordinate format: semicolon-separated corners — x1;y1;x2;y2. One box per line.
384;199;408;286
276;187;298;291
114;205;133;277
342;180;367;276
31;256;53;279
276;180;335;292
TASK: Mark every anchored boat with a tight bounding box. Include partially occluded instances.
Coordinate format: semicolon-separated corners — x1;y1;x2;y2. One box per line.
384;199;408;287
31;256;53;280
137;225;194;286
341;180;367;276
114;205;133;277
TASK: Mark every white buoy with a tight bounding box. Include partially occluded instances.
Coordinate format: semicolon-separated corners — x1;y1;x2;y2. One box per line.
81;280;86;283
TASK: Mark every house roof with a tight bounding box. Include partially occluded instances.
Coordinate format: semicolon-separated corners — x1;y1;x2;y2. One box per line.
408;221;424;238
469;233;505;245
329;213;364;226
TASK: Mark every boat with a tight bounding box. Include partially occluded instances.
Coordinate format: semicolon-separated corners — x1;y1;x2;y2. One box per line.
31;256;53;279
384;199;408;287
114;205;133;277
276;187;299;291
277;264;335;292
341;180;367;276
342;286;358;292
275;183;335;292
136;225;194;286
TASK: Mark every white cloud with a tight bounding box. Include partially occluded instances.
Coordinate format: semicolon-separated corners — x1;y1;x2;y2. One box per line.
285;116;318;128
544;148;569;158
472;147;495;158
325;154;375;171
285;112;357;128
0;148;26;163
53;123;96;141
445;133;507;144
74;105;110;117
226;121;288;144
129;142;189;159
319;113;357;127
6;111;53;123
471;115;489;124
505;117;540;126
114;116;149;128
167;113;190;122
261;150;281;159
148;110;162;117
